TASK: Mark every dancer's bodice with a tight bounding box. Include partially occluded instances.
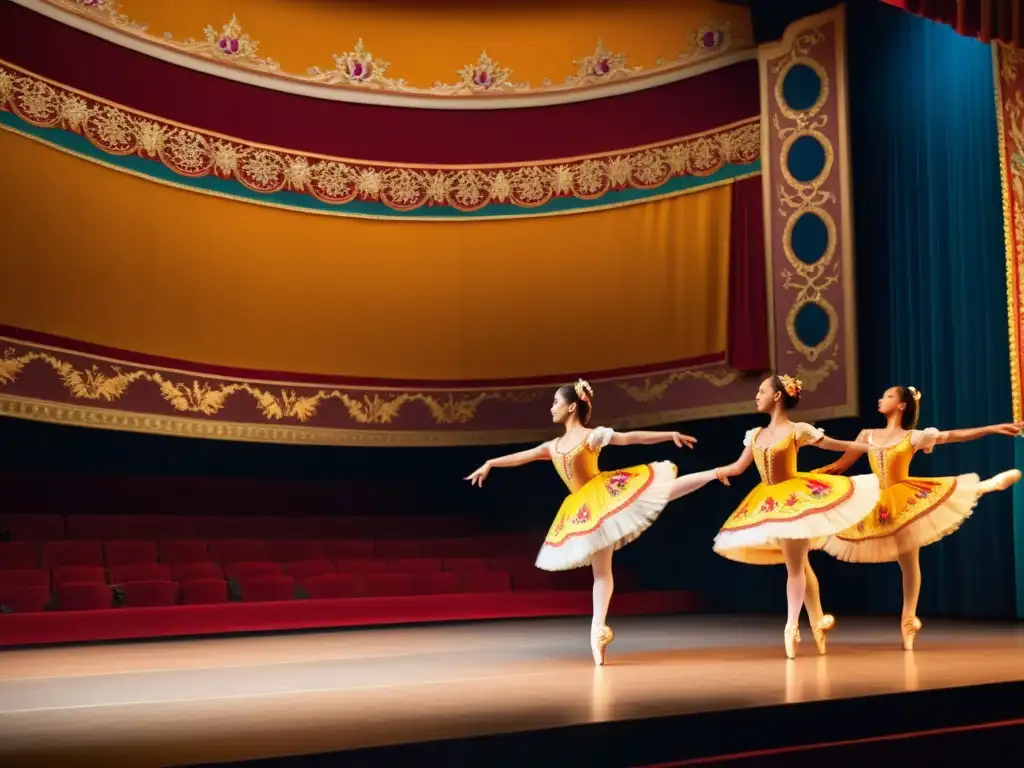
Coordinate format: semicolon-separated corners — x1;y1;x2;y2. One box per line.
867;431;915;489
749;424;823;486
551;437;602;493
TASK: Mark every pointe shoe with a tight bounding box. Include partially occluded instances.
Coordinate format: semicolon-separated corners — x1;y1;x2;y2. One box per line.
812;614;836;655
901;616;923;651
592;625;615;666
784;625;801;659
980;469;1022;494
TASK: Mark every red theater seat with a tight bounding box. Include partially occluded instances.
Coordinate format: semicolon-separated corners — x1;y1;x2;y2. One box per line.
0;585;51;613
209;540;268;564
2;514;65;541
303;573;358;600
66;514;122;541
421;538;479;558
117;514;191;540
225;562;282;580
180;578;230;605
110;563;172;584
106;540;158;568
56;582;113;611
44;541;104;568
334;558;388;574
490;555;536;572
283;560;335;582
0;542;39;570
413;572;457;595
442;557;491;573
267;541;326;562
323;540;376;561
171;562;224;582
373;540;421;558
52;565;106;588
387;558;442;573
361;573;414;598
324;540;374;559
0;569;50;588
239;576;295;602
120;580;181;608
459;570;512;593
160;540;209;564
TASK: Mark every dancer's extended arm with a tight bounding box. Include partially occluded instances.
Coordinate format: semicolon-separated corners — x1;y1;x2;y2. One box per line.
714;446;754;486
811;429;869;475
929;422;1023;448
609;430;697;448
465;443;550;487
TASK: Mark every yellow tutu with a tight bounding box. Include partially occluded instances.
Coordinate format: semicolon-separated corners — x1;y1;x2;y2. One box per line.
822;430;981;562
535;427;678;571
713;425;880;565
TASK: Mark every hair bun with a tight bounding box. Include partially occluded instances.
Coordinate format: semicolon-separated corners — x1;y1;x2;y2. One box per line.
574;378;593;401
779;374;803;398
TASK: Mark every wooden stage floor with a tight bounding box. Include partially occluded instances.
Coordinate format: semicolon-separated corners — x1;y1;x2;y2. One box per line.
1;615;1022;767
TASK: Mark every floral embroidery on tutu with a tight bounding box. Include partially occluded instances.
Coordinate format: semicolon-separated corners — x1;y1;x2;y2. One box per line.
605;471;633;497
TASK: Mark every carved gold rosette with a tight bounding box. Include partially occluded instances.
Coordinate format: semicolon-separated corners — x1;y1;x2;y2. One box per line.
30;0;748;104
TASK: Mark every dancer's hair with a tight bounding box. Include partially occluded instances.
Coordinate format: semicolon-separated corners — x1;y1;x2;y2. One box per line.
771;374;803;410
895;385;922;429
557;379;594;425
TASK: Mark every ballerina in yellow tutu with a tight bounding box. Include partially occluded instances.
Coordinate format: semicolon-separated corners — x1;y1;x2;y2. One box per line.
465;379;721;666
808;385;1021;650
712;374;879;659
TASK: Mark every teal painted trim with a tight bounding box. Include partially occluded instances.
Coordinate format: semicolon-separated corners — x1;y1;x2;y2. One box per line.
0;111;760;220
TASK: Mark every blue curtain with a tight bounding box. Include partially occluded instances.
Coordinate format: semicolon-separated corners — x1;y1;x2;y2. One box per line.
822;0;1017;619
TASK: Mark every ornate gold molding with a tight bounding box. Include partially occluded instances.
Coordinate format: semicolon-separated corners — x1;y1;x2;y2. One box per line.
31;1;749;104
0;61;761;215
0;332;764;445
994;43;1024;422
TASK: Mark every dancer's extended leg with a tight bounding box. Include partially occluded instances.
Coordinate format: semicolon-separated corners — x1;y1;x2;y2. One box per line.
897;547;923;650
780;539;811;659
590;545;615;665
667;469;720;502
802;555;835;654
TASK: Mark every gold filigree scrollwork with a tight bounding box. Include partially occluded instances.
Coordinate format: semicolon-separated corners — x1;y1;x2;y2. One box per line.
171;16;280;74
431;51;528;94
0;348;543;427
560;40;639;88
52;0;146;31
0;64;761;213
770;25;840;392
306;40;406;90
39;1;745;98
616;368;740;403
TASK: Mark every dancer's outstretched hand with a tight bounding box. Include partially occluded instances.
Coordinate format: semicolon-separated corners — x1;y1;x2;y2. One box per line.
672;432;697;449
465;463;490;487
990;422;1024;437
715;467;731;486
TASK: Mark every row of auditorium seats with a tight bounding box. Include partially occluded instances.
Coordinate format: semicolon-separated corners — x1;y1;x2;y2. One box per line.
0;513;483;541
0;538;537;568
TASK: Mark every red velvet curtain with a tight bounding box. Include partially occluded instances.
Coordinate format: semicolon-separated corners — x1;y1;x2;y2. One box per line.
726;176;770;372
881;0;1024;47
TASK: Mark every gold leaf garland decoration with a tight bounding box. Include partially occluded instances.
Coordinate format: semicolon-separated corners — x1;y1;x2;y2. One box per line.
997;43;1024;420
616;367;740;403
45;1;745;98
0;63;761;213
0;348;541;427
